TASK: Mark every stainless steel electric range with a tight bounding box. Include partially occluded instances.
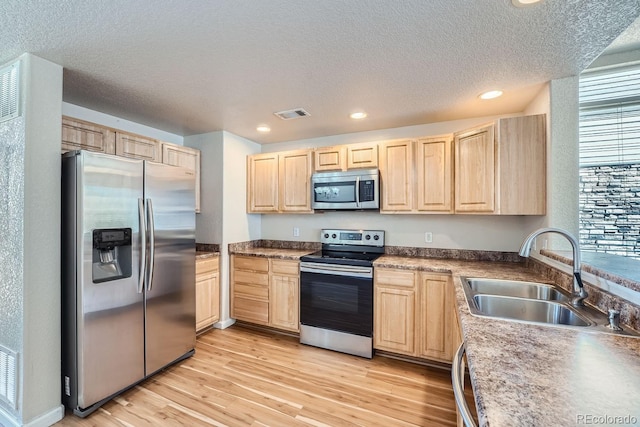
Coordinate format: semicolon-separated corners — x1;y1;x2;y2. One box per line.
299;229;385;358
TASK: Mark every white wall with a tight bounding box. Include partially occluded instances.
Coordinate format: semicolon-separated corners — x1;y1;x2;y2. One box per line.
260;114;538;252
0;54;64;427
545;77;580;250
62;103;183;145
217;131;262;325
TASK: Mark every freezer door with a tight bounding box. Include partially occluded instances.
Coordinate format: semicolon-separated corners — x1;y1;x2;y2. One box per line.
144;161;196;375
69;151;145;410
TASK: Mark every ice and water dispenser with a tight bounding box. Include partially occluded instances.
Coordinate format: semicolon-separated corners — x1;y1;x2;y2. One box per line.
92;228;132;283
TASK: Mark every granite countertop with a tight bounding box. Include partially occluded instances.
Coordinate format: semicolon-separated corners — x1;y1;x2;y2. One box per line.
374;255;640;426
229;247;314;260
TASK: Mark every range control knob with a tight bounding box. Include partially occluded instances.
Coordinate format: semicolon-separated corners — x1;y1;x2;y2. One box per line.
373;234;380;241
365;234;371;240
324;233;329;239
332;233;337;239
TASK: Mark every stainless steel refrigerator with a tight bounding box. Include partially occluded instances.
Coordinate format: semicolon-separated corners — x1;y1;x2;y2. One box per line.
61;150;196;417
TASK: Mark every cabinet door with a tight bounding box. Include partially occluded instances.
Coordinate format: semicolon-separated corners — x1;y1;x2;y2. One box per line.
210;272;220;324
454;124;495;213
347;143;378;169
269;274;299;332
162;143;201;213
279;150;312;212
61;117;115;154
314;146;346;171
195;273;213;330
374;287;415;354
247;153;279;213
379;139;414;212
418;274;453;362
115;132;162;162
497;115;546;215
196;257;219;331
416;135;453;213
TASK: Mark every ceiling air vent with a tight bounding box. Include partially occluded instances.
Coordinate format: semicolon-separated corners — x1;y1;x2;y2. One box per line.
274;108;311;120
0;62;20;123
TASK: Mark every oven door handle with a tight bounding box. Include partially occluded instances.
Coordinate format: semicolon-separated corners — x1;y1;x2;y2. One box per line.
300;262;372;278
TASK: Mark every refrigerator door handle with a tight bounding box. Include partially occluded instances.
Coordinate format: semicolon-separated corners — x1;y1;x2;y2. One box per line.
146;198;156;291
137;198;146;294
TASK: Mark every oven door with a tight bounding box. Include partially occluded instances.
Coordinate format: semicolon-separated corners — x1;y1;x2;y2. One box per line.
299;263;373;337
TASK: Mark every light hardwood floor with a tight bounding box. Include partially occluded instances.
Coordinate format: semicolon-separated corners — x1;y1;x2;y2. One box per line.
56;325;468;426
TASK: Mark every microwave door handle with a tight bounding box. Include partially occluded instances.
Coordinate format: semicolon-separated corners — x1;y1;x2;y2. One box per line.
355;176;361;208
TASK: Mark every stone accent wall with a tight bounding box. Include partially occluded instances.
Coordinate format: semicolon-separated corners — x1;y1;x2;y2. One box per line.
579;163;640;259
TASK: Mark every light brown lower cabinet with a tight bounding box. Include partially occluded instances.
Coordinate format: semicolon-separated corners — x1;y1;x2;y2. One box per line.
374;267;456;363
230;255;300;332
196;256;220;331
374;268;417;354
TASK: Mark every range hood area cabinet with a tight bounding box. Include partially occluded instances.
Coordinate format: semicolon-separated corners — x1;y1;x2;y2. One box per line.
246;149;313;213
379;135;454;213
61;116;202;212
454;114;546;215
313;142;378;172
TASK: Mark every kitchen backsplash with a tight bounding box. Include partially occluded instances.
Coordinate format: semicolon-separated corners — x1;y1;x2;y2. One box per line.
227;240;321;253
196;243;220;253
384;245;522;262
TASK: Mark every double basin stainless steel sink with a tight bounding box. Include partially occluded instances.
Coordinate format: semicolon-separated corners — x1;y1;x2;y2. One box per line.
461;277;636;335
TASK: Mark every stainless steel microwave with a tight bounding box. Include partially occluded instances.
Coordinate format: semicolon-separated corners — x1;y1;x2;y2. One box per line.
311;168;379;210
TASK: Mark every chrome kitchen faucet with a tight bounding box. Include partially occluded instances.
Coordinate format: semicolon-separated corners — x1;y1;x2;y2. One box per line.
519;227;588;307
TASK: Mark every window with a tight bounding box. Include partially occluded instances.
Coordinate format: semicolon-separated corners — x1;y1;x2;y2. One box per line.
579;64;640;259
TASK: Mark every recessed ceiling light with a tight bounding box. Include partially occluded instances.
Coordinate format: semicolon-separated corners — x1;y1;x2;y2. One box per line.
350;112;367;119
256;125;271;133
512;0;542;6
479;90;503;100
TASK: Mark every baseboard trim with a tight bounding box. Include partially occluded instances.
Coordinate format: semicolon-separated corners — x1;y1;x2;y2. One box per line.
0;404;64;427
24;405;64;427
214;318;236;329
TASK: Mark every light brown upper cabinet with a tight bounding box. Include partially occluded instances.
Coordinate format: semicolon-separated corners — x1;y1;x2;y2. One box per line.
347;142;378;169
115;131;162;162
162;143;201;213
416;136;454;212
379;135;453;213
379;139;414;212
314;146;346;171
454;114;546;215
313;142;378;172
61;116;115;154
247;149;313;213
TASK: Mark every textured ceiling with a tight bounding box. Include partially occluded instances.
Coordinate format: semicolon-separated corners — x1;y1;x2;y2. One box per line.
1;0;639;143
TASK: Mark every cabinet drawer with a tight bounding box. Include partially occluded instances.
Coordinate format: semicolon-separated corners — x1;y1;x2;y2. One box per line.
375;268;416;288
233;297;269;325
196;257;218;275
233;270;269;287
271;259;299;276
233;282;269;299
234;256;269;272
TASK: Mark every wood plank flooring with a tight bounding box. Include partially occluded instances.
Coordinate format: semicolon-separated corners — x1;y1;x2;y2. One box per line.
55;325;466;426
